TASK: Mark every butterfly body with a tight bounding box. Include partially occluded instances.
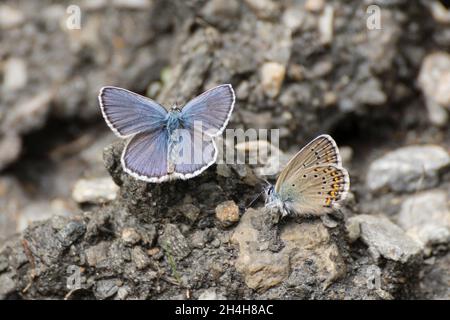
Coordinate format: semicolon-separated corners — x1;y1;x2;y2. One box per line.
265;185;295;217
166;109;183;133
264;135;350;217
99;84;235;183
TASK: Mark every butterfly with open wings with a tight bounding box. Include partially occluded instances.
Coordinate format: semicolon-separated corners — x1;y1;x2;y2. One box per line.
99;84;235;183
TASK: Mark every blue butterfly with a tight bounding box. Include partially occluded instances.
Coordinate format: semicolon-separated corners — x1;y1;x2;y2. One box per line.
99;84;235;183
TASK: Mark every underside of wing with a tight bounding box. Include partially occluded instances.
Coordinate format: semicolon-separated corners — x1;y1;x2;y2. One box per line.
278;164;350;215
275;134;342;192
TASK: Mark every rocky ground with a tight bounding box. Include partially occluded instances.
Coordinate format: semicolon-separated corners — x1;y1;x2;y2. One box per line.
0;0;449;299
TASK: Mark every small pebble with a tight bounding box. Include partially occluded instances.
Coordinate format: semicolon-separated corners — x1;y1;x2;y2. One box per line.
72;177;119;204
215;200;240;227
121;227;141;245
0;5;25;29
260;62;286;98
3;58;27;91
131;246;150;270
305;0;325;12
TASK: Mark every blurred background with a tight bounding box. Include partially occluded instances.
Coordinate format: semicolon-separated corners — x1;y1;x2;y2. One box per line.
0;0;449;297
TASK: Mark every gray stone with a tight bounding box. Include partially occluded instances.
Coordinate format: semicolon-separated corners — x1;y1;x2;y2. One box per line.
112;0;151;9
137;224;157;246
428;1;450;24
347;214;423;263
56;220;86;247
418;51;450;107
116;286;130;300
94;279;120;300
0;5;25;29
201;0;240;28
198;288;226;300
418;252;450;299
0;273;15;299
418;52;450;126
131;246;150;270
210;238;221;248
0;255;8;272
282;5;306;32
17;200;73;232
423;100;448;127
346;217;361;242
179;204;201;223
72;177;119;204
0;134;22;171
353;78;387;106
85;242;110;267
158;224;191;260
79;132;116;170
397;190;450;247
216;163;233;178
318;5;334;44
3;89;54;134
244;0;280;20
2;57;27;91
366;145;450;193
339;146;353;166
321;214;338;228
189;230;210;249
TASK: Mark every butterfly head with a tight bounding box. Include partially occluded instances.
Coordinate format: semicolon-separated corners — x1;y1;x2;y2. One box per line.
167;108;183;134
265;184;274;197
171;103;181;113
264;184;291;217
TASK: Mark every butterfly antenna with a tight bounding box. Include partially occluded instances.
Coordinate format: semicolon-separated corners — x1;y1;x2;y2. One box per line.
260;178;271;187
246;189;265;209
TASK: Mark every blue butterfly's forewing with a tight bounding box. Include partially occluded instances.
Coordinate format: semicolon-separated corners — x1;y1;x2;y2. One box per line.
181;84;235;137
99;86;168;138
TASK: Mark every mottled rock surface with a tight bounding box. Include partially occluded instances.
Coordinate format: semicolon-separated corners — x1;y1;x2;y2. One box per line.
366;145;450;193
215;200;240;227
418;52;450;126
72;177;119;204
232;208;345;292
347;215;423;263
397;190;450;248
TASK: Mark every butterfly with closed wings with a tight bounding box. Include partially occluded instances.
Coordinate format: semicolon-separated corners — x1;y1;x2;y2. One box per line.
265;134;350;217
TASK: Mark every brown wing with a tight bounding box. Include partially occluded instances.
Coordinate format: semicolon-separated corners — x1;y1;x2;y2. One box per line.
275;134;342;192
278;164;350;215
